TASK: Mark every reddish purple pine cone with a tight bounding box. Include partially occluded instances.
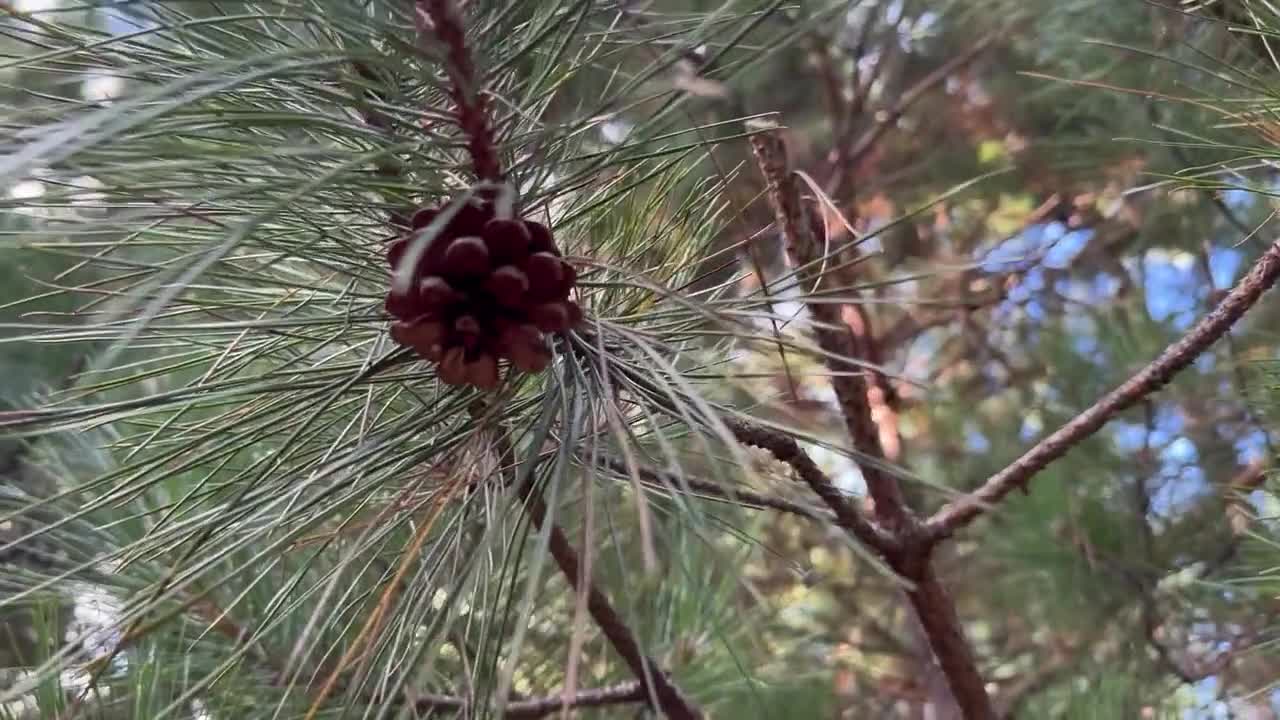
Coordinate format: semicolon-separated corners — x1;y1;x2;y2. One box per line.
383;197;582;388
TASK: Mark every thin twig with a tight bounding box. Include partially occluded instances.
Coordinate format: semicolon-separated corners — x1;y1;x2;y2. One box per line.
481;411;704;720
749;123;996;719
600;457;841;525
724;419;898;554
926;238;1280;541
825;27;1006;196
412;681;645;718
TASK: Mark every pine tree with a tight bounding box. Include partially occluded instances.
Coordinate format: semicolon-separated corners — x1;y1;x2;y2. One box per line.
2;2;1280;719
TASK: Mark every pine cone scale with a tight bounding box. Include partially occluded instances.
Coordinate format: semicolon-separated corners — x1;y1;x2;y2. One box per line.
383;197;582;387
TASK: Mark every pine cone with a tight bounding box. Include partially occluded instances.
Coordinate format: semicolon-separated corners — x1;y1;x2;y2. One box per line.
384;197;582;388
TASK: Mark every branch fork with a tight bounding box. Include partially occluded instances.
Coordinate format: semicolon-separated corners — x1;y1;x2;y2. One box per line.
746;117;1280;718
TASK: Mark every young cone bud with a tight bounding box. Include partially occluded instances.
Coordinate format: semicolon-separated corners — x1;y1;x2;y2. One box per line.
450;201;489;236
391;319;446;358
531;302;571;333
444;236;490;277
454;314;482;350
483;219;532;265
386;199;577;382
503;324;552;372
525;252;565;300
565;300;584;327
560;263;578;299
387;238;407;269
438;347;469;386
485;265;529;307
525;221;559;255
393;228;452;276
465;353;500;389
419;276;460;309
410;207;438;229
385;289;420;320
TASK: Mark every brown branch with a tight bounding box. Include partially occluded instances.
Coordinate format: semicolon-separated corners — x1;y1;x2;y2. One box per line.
521;493;703;720
835;284;902;461
748;123;910;531
724;419;899;554
416;0;502;181
749;123;996;719
478;410;703;720
905;563;992;719
926;238;1280;542
1192;234;1278;461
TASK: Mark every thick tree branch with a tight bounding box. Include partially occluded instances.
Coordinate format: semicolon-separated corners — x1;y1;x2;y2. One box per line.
750;124;996;719
926;238;1280;542
905;563;992;718
749;123;911;531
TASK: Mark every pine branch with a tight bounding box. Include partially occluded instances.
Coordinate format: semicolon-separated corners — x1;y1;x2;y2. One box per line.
748;123;910;531
526;503;703;720
926;238;1280;542
416;0;502;182
748;123;996;720
602;457;843;525
725;419;898;554
483;412;704;720
357;8;689;713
